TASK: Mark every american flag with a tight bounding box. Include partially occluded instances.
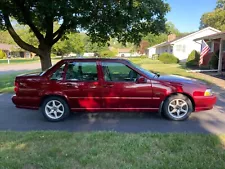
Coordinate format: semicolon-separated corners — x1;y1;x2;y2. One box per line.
199;40;210;65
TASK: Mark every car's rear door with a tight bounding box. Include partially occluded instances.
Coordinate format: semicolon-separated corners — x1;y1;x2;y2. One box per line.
100;61;153;110
60;60;103;110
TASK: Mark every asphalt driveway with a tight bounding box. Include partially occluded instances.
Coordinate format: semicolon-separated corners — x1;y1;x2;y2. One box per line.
0;85;224;134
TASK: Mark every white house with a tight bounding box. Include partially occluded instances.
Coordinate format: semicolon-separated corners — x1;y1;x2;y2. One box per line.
147;27;221;62
117;48;132;57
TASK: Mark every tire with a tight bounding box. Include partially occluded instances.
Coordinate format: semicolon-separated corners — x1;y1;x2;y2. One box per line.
162;94;193;121
41;96;70;122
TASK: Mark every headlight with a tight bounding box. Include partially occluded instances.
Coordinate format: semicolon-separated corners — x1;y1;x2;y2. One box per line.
204;89;213;96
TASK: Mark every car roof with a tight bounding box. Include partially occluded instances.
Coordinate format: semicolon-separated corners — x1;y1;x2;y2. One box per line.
60;58;131;63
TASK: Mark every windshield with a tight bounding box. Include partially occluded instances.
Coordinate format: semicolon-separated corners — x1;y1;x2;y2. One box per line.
130;62;156;78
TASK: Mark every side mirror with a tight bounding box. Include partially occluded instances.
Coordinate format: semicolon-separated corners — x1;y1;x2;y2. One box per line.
136;76;147;83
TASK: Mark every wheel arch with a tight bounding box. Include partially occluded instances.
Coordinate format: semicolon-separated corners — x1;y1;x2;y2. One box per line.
40;94;70;108
159;92;195;114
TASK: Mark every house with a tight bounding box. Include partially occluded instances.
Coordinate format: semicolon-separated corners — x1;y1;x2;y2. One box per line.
0;43;33;58
147;27;221;62
117;48;132;57
194;31;225;73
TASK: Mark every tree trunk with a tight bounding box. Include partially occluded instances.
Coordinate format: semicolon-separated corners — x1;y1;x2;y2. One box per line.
39;48;52;71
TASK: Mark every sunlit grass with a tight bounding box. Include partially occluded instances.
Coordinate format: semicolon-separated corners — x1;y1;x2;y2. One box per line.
0;70;40;93
0;131;225;169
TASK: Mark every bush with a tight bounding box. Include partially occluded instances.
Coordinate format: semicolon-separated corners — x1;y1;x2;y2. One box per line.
186;50;200;67
158;53;179;64
99;50;116;58
0;50;7;59
139;55;148;58
209;52;219;69
51;53;57;58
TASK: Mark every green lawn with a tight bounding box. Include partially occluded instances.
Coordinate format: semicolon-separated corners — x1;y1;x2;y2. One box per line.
0;132;225;169
0;70;40;93
0;57;61;65
0;58;39;64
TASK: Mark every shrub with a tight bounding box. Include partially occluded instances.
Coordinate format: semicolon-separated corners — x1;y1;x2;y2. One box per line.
186;50;200;67
209;52;219;69
158;52;179;64
99;50;116;58
139;55;148;58
0;50;7;59
51;53;57;58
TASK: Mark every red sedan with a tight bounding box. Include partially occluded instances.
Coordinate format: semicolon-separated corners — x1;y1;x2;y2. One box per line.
12;58;216;122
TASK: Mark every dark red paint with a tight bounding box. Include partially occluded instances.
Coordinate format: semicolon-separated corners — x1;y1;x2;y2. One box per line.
12;58;217;113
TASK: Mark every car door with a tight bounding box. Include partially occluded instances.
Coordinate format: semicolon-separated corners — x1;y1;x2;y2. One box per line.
60;61;102;110
101;61;153;110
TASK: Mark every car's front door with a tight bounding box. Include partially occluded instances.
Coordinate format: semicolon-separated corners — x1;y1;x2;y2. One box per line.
61;61;102;110
101;61;153;110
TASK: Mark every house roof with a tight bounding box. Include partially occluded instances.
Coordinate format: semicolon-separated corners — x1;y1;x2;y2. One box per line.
148;27;221;49
118;48;132;53
194;31;225;41
0;43;18;51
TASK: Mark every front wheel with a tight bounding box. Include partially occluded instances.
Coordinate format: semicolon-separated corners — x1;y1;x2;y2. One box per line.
41;96;70;122
162;94;193;121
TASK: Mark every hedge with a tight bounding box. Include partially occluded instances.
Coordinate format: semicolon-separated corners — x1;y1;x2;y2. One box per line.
186;50;200;67
0;50;7;59
158;53;179;64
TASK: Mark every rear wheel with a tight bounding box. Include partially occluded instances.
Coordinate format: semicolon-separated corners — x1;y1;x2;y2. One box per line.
41;96;70;122
162;94;193;121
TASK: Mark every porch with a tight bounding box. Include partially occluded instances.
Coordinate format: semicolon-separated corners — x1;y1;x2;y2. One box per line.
194;32;225;74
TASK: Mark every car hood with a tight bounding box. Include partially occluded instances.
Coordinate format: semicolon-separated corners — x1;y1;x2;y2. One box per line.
155;74;207;85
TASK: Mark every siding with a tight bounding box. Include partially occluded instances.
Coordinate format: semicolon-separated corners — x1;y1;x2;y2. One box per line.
172;29;220;61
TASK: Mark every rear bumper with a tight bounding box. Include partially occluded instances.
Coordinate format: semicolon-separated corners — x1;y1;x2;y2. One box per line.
194;95;217;112
12;95;40;110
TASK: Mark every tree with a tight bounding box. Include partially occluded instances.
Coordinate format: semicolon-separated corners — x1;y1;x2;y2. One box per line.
200;0;225;30
143;22;181;47
0;30;15;44
83;36;108;54
216;0;225;9
0;0;169;70
52;33;84;56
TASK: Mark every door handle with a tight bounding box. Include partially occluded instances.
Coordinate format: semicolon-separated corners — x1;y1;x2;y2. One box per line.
66;83;73;87
103;84;113;88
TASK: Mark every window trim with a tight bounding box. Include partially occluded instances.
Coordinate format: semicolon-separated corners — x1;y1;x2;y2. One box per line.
207;41;214;53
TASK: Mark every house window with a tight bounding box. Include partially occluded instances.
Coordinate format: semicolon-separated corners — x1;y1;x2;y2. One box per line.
176;45;186;52
206;41;214;52
222;40;225;52
170;46;173;53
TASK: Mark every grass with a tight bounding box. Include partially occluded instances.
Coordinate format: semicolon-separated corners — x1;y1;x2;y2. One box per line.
0;131;225;169
0;58;39;64
0;57;61;65
128;58;211;84
0;70;40;93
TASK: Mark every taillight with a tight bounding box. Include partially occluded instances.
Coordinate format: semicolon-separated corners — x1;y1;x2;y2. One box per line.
14;81;19;93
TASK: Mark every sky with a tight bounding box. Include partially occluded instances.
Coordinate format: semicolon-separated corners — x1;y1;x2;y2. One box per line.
166;0;216;33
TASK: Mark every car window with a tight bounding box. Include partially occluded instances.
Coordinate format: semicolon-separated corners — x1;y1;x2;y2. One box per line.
50;64;66;80
102;62;140;82
66;62;98;81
